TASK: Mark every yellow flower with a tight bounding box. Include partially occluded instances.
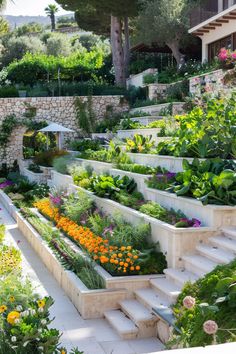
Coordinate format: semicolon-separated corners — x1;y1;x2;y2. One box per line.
0;305;7;313
61;350;66;354
7;311;20;325
9;296;15;303
37;299;46;308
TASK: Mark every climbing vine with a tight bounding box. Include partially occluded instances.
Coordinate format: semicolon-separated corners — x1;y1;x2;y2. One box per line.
74;85;96;135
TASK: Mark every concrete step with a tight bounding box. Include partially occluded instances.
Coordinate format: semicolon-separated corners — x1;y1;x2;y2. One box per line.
210;235;236;253
150;278;181;304
222;227;236;240
119;299;157;338
135;288;170;312
119;299;154;323
196;244;234;264
164;268;199;287
183;254;218;277
104;310;138;340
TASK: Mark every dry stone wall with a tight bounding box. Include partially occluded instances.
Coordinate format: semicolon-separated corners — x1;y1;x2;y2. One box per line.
0;96;128;166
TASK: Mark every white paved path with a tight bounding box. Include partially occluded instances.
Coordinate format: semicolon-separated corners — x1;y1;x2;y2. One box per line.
0;203;164;354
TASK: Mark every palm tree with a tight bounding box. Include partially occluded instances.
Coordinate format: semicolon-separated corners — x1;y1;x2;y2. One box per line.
45;4;59;31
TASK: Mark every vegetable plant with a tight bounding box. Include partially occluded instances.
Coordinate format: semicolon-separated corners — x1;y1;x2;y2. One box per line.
168;158;236;205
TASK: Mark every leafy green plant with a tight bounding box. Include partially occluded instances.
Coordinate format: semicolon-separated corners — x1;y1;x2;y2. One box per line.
69;139;101;152
143;72;158;85
126;134;155;153
52;155;74;175
28;163;42;174
168;158;236;205
115;162;157;175
139;201;186;225
146;171;176;190
157;95;236;159
0;224;5;244
63;191;93;224
34;149;69;167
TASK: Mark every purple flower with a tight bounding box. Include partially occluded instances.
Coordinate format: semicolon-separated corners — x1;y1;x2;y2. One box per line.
49;195;62;206
192;218;201;227
0;180;13;189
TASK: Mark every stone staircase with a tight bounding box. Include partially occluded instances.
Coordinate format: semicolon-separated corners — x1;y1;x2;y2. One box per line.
104;227;236;342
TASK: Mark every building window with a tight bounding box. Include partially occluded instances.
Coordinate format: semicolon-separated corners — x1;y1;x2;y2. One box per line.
223;0;229;9
208;35;232;61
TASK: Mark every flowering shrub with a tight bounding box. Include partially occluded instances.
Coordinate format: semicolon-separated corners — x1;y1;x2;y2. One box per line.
0;296;61;353
146;171;176;190
171;259;236;348
218;47;236;65
34;199;142;275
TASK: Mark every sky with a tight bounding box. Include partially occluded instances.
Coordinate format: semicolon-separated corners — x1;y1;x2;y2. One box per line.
3;0;71;16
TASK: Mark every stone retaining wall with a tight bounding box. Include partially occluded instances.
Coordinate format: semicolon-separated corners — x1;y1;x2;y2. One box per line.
0;95;128;166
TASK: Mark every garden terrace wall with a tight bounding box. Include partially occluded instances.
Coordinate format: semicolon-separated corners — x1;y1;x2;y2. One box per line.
127;153;197;172
0;95;128;166
69;185;216;269
146;188;236;228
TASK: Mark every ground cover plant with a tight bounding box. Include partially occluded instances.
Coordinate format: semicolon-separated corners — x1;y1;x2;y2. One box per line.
71;168;201;228
157;94;236;159
171;259;236;348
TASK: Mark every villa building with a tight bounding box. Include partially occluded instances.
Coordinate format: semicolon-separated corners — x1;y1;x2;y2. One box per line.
189;0;236;61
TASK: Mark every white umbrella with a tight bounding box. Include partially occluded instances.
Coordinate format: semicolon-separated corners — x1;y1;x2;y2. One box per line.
39;123;74;150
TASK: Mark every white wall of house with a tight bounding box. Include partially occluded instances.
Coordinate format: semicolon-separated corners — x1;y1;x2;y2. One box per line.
201;18;236;61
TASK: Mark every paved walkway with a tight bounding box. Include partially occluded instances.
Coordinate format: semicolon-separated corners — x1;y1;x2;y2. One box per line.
0;203;164;354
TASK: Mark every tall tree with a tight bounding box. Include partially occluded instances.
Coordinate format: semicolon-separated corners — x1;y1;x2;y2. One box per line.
137;0;197;67
45;4;59;31
56;0;139;86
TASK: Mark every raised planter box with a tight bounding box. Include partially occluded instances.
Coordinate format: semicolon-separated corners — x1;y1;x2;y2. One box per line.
145;187;236;228
127;153;196;172
130;102;185;116
50;170;73;189
39;166;53;180
69;185;216;269
74;158;112;174
23;168;47;184
128;116;163;125
33;207;161;297
117;128;161;141
15;210;128;319
110;168;151;197
91;133;113;140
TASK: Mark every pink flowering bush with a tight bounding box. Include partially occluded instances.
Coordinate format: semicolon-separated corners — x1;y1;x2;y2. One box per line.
218;47;236;67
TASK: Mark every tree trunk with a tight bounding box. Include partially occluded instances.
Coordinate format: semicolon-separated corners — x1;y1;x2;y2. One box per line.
166;40;183;68
110;15;126;87
51;14;56;32
124;16;130;79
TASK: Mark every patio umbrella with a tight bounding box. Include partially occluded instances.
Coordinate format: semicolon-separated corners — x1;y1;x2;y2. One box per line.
38;123;74;150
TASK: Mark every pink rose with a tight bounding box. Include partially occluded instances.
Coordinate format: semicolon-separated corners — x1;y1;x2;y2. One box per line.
183;296;196;309
203;320;218;335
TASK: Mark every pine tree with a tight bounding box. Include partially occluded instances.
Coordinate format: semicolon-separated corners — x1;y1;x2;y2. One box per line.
56;0;139;86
